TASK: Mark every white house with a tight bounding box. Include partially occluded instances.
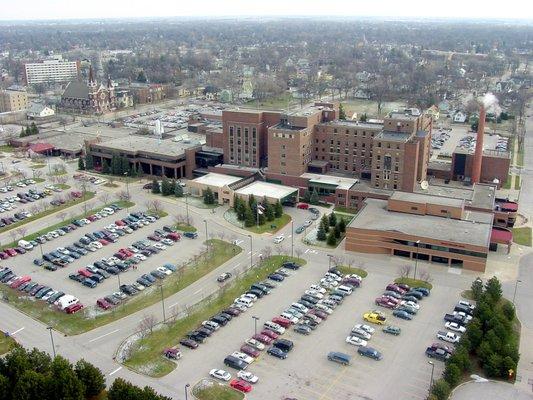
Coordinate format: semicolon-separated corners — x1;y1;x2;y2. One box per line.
26;102;55;119
453;111;467;123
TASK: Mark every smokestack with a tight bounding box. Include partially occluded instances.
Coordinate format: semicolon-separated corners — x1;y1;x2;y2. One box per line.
471;105;486;184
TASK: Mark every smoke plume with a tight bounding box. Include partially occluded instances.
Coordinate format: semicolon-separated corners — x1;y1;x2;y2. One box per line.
482;92;501;115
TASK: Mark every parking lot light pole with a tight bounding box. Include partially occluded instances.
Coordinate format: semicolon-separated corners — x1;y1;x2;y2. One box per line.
327;254;334;271
123;172;130;212
252;316;259;336
291;220;294;258
413;240;420;280
248;235;253;269
184;383;190;400
47;326;56;358
203;219;209;253
513;279;522;305
185;192;190;225
117;273;122;291
159;284;166;323
428;360;435;395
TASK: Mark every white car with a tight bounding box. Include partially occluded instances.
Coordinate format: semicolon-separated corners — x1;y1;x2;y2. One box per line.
325;272;342;282
134;254;147;261
231;351;254;364
453;311;473;322
57;247;70;255
273;235;285;244
304;289;324;299
161;238;174;246
127;246;139;253
445;322;466;333
280;312;300;324
314;304;333;314
285;308;304;319
153;243;167;251
346;335;368;347
202;320;220;331
231;302;248;312
309;284;327;294
157;266;172;275
303;220;312;227
237;370;259;383
353;324;375;334
400;300;420;310
132;282;145;291
209;369;231;381
242;293;257;302
245;338;265;351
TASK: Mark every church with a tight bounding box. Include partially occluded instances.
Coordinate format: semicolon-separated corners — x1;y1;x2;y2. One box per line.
60;66;117;115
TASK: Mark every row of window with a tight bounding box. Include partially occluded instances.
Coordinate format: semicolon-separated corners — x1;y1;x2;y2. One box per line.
229;126;258;138
393;239;487;259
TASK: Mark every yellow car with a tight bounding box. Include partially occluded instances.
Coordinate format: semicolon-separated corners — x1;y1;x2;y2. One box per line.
363;311;387;325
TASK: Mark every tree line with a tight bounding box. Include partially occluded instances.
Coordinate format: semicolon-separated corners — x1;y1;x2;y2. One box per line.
316;212;346;246
429;276;519;400
233;194;283;227
19;123;39;138
0;347;170;400
151;177;184;197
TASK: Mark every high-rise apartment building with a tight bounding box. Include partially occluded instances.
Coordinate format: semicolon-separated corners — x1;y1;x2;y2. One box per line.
0;89;28;112
24;56;80;85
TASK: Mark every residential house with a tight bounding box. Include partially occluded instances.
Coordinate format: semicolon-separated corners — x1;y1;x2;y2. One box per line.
27;102;55;119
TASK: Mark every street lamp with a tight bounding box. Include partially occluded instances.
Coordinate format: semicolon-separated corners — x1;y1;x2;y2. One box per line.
159;284;166;323
291;220;294;258
512;279;522;305
123;171;130;212
203;220;209;253
428;361;435;395
47;326;56;358
248;235;253;269
413;240;421;280
252;316;259;336
184;383;190;400
117;273;122;291
327;254;334;271
185;191;190;225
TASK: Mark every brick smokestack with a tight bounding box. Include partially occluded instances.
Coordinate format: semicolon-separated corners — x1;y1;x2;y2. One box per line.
471;105;486;184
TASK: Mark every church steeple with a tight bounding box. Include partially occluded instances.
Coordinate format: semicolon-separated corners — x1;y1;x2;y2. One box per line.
88;65;96;88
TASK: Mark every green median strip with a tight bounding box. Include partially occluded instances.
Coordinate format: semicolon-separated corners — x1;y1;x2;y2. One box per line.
193;384;244;400
512;227;531;247
0;239;240;336
0;200;135;251
394;277;433;290
0;334;19;355
0;192;96;235
123;254;305;378
335;265;368;278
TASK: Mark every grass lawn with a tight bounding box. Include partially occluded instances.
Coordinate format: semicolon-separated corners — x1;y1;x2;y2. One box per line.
512;227;532;246
244;92;294;110
103;182;119;188
245;214;291;234
31;164;47;169
0;200;135;251
344;99;406;118
394;277;433;290
175;223;197;233
0;334;18;355
335;265;368;278
503;174;512;190
0;239;240;336
333;206;358;215
515;176;521;190
56;183;71;190
461;290;474;300
48;170;67;177
124;254;305;377
0;191;96;235
193;385;244;400
0;145;15;153
33;177;45;183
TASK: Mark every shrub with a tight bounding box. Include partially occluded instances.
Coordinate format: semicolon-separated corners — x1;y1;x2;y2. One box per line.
431;379;451;400
501;301;515;321
444;363;461;387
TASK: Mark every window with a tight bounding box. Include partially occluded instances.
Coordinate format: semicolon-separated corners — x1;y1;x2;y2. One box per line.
410;207;418;211
384;155;392;171
252;127;256;138
333;128;337;133
229;126;234;135
237;127;241;137
244;128;249;137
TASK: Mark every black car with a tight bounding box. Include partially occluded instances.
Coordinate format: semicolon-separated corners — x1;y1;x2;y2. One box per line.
294;324;312;335
1;272;15;283
142;274;156;283
48;291;65;304
219;312;233;322
425;347;450;361
210;315;228;326
33;259;44;266
309;207;320;215
44;264;57;271
223;307;241;317
0;268;13;279
267;346;288;359
196;327;212;337
282;261;301;270
260;280;276;289
82;278;97;288
268;273;284;282
163;225;175;233
185;332;205;343
405;290;424;300
23;282;38;293
247;289;264;298
301;295;319;305
104;295;120;305
179;338;199;349
69;274;83;282
299;299;315;309
414;287;431;297
120;284;137;295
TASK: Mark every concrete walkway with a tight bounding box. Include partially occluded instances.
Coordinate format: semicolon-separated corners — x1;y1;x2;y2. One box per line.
451;380;533;400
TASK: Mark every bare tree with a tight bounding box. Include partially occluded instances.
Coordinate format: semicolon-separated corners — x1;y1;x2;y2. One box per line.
33;169;43;179
145;199;164;214
138;314;158;337
9;230;17;244
15;227;27;239
56;211;68;222
168;305;181;323
116;190;131;202
29;204;40;215
98;192;111;206
294;248;303;260
262;246;272;259
274;245;284;255
399;264;412;278
418;269;432;283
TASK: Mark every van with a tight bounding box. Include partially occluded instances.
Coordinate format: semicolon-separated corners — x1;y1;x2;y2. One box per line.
236;297;253;308
337;285;353;296
327;351;351;366
264;321;285;334
56;295;79;310
223;355;248;370
18;240;33;250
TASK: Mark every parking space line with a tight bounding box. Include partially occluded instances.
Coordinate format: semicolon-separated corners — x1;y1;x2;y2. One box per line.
108;366;122;376
11;327;25;335
193;288;202;295
89;329;120;342
318;366;349;400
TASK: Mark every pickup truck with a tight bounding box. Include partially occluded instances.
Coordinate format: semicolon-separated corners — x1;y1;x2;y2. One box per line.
436;330;461;343
425;347;451;362
444;313;468;325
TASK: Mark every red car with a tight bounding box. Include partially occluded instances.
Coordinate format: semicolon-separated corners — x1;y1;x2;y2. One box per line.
96;298;112;310
230;379;252;393
10;275;31;289
397;283;411;291
166;232;181;241
87;215;97;222
240;344;260;358
115;220;126;226
78;269;92;278
386;284;407;295
272;316;292;328
297;203;309;210
147;235;161;242
70;191;82;198
260;329;279;340
0;252;9;259
383;295;400;304
99;239;109;245
375;296;397;309
5;248;17;257
114;252;127;260
65;303;84;314
252;333;273;345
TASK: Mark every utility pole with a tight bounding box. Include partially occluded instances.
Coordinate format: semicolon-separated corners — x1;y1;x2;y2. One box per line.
413;240;420;280
428;361;435;396
185;192;190;225
252;316;259;336
291;219;294;258
47;327;56;358
248;235;253;269
513;279;522;305
159;284;166;323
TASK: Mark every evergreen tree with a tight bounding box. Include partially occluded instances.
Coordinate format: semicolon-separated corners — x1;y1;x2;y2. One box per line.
75;360;105;398
12;370;47;400
274;200;283;218
265;203;275;221
339;103;346;120
120;157;130;175
30;122;39;135
110;154;120;175
107;378;137;400
248;194;256;209
327;230;336;246
310;189;319;205
203;187;215;204
471;278;484;301
257;208;266;225
151;179;160;194
303;190;311;203
338;217;346;233
136;70;147;83
485;276;502;303
0;375;9;400
160;178;170;196
85;154;94;170
320;214;329;232
77;157;85;170
359;113;368;122
25;126;31;136
334;222;341;239
174;183;184;197
47;356;84;400
244;203;255;227
329;212;337;227
102;161;110;174
316;224;327;241
129;165;137;177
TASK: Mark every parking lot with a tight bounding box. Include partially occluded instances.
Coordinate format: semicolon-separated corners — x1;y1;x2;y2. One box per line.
156;255;461;400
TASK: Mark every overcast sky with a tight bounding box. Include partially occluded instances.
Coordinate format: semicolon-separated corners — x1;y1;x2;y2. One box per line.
1;0;531;21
